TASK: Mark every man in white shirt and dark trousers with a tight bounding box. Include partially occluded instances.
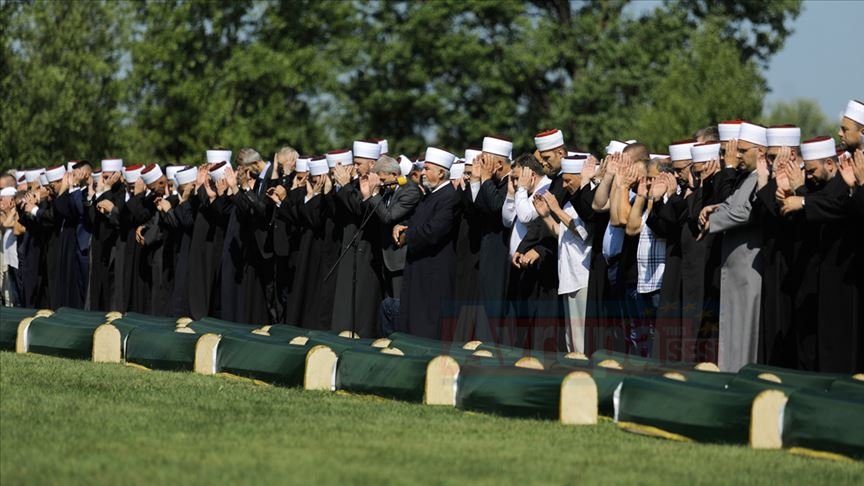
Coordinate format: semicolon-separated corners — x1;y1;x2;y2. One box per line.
532;156;592;353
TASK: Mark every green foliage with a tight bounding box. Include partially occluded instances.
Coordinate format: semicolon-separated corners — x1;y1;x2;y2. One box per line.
3;352;863;483
761;98;838;141
0;0;804;171
631;23;766;152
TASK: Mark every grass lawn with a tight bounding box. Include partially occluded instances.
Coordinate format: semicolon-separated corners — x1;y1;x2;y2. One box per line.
1;352;862;485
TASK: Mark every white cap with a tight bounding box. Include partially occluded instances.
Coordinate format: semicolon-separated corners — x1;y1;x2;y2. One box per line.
66;161;77;172
141;164;164;185
690;142;721;163
25;169;44;183
377;139;389;155
38;174;48;186
353;140;381;160
718;120;743;141
101;158;123;172
561;156;586;174
398;155;413;176
800;136;836;161
309;156;329;176
206;150;232;165
165;165;185;183
123;165;144;183
766;125;801;147
606;140;628;155
175;167;197;186
1;187;17;197
534;129;565;152
424;147;456;169
649;154;670;160
91;172;101;181
450;163;465;179
843;100;864;125
326;149;353;167
738;122;768;147
45;165;66;183
464;149;481;165
669;139;697;161
482;136;513;159
208;161;229;181
296;157;310;173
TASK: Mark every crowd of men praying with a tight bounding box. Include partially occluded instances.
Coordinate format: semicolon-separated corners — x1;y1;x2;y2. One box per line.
1;99;862;374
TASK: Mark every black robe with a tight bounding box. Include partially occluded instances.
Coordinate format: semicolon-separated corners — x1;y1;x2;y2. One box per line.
471;176;512;343
122;192;158;313
164;195;197;317
451;185;482;341
51;191;86;308
187;189;231;319
331;179;384;337
222;174;276;326
397;183;461;340
87;182;126;311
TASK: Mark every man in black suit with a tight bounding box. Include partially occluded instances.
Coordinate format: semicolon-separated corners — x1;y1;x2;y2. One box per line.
394;147;461;339
360;155;422;299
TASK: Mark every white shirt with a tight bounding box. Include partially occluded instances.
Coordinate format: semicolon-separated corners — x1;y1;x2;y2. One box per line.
504;176;552;256
558;202;592;294
1;228;17;270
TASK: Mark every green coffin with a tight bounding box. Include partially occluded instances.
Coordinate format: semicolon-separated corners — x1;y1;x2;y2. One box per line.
828;377;864;396
215;334;308;386
736;364;843;391
336;348;431;402
124;327;199;371
456;364;568;420
616;376;758;444
0;308;38;350
782;389;864;460
26;317;104;359
303;331;374;354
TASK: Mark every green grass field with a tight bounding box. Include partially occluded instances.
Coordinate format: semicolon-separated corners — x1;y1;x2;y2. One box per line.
1;352;862;485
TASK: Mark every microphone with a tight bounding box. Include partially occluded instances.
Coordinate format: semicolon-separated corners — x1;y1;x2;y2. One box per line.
380;175;408;187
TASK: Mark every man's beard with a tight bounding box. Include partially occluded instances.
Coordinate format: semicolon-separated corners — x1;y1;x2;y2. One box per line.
421;175;434;190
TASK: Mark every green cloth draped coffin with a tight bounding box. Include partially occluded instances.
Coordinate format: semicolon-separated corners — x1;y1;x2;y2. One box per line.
24;308;111;359
0;307;40;350
782;389;864;460
456;365;569;419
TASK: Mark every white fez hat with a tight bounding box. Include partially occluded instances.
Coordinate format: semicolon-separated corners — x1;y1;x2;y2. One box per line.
208;161;229;181
326;149;353;167
165;165;185;183
101;158;123;172
650;154;670;160
91;172;101;181
25;169;44;183
45;165;66;183
482;136;513;159
738;122;768;147
308;156;329;176
377;139;389;155
0;187;16;197
606;140;628;155
464;149;481;165
690;142;721;163
534;129;565;152
718;120;743;141
123;165;144;183
66;161;77;172
295;157;310;173
450;163;465;180
38;174;48;186
843;100;864;125
353;140;381;160
561;155;586;174
206;149;232;165
800;136;836;161
141;164;164;185
175;167;197;186
398;155;413;176
424;147;456;169
668;139;697;161
766;125;801;147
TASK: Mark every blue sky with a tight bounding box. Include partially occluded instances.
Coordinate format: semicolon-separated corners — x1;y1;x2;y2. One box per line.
628;0;863;119
762;0;864;119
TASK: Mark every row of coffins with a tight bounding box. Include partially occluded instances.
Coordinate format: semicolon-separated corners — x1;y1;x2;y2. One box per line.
5;307;862;461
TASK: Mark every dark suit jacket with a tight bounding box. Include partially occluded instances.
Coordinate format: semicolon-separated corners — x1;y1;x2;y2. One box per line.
366;180;422;272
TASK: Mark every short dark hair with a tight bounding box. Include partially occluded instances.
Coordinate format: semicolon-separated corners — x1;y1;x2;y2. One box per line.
695;126;720;142
73;160;92;170
513;153;543;175
623;142;649;162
